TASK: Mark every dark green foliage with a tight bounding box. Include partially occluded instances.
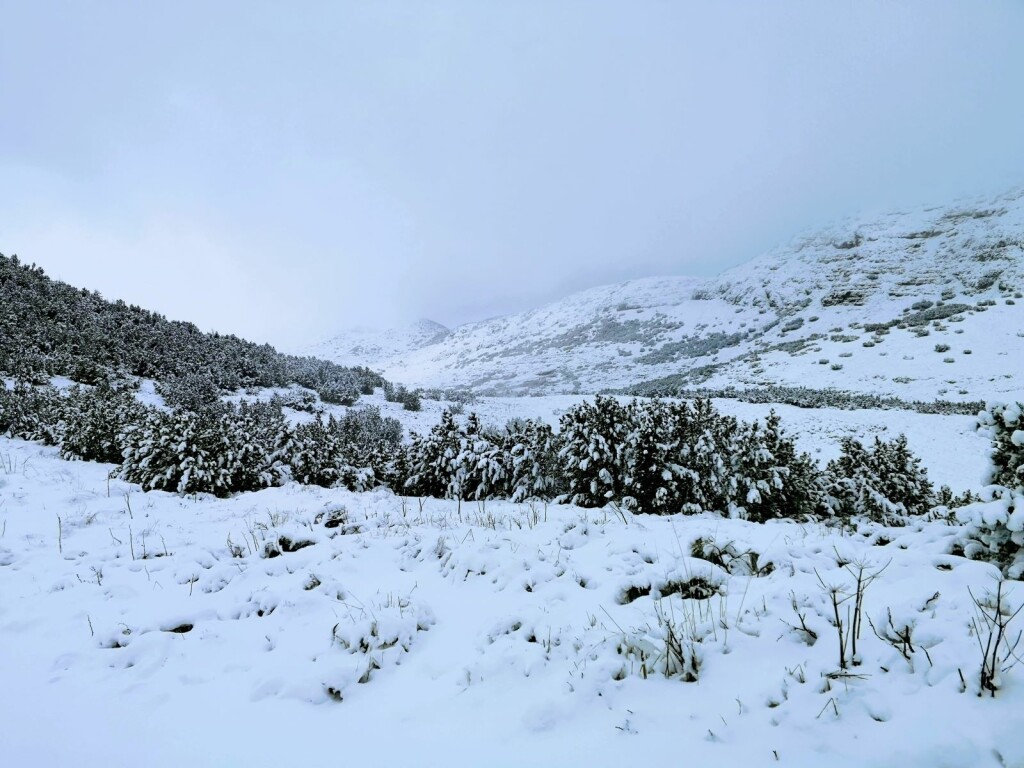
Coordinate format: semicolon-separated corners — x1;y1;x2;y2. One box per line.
0;382;64;444
450;413;507;501
384;383;423;411
118;400;302;496
119;408;224;495
217;401;294;492
0;253;388;403
935;485;980;508
404;410;463;498
3;371;937;529
397;398;821;517
273;387;321;413
289;407;403;491
619;399;685;515
157;372;224;414
731;411;822;522
623;382;984;416
503;418;562;502
979;402;1024;490
60;383;147;464
824;435;934;522
403;411;557;502
558;395;630;507
556;397;821;518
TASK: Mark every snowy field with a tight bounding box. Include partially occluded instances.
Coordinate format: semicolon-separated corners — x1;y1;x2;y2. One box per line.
2;422;1021;767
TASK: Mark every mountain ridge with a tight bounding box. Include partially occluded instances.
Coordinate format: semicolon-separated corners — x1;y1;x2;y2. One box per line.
306;187;1024;402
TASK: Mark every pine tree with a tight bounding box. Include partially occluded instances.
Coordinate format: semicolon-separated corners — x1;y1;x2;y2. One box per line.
504;418;560;502
558;395;629;507
451;413;507;500
980;402;1024;490
60;382;146;464
668;399;736;513
620;399;681;514
729;411;822;521
825;435;933;522
0;382;64;445
405;409;463;498
120;408;225;495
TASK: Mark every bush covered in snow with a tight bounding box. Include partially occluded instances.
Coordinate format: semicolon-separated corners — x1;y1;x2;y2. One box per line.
400;397;821;519
60;382;148;464
956;402;1024;577
383;383;423;411
979;402;1024;490
0;381;64;445
119;400;294;496
290;406;404;491
0;380;958;528
557;396;820;518
957;487;1024;579
402;411;546;501
823;435;934;523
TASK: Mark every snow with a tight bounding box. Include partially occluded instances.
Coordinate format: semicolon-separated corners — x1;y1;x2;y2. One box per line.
300;318;452;368
304;188;1024;402
3;434;1022;767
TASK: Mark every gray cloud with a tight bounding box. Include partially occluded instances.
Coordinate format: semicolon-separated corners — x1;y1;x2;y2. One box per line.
2;1;1023;347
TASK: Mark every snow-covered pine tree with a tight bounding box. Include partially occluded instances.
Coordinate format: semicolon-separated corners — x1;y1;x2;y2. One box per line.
216;401;292;492
335;406;403;477
956;405;1024;577
557;395;629;507
667;398;737;513
0;381;64;445
157;371;223;414
824;435;933;522
979;402;1024;490
450;413;507;500
728;411;822;522
504;418;560;502
317;369;361;406
289;415;347;487
119;408;227;496
620;399;682;514
60;382;146;464
405;409;463;498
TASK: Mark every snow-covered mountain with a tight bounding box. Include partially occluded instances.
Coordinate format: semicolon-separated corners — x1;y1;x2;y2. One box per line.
309;188;1024;401
304;318;451;368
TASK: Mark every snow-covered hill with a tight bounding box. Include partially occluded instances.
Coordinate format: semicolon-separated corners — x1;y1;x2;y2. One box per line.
308;188;1024;402
303;318;451;368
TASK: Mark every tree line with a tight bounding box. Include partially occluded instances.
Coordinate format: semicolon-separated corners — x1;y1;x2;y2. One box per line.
1;381;971;524
0;253;388;405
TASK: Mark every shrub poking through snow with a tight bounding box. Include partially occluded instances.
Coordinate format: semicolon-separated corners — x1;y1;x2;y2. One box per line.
968;579;1024;697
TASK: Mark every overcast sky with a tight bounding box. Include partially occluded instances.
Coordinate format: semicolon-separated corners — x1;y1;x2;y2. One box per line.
2;1;1023;349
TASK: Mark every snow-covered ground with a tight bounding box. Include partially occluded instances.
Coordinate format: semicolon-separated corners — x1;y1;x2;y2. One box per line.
2;428;1021;767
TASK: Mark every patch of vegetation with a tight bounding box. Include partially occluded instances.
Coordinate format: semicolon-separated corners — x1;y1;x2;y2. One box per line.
0;254;387;404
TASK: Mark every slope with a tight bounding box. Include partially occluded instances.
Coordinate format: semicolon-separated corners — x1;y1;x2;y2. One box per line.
308;187;1024;402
